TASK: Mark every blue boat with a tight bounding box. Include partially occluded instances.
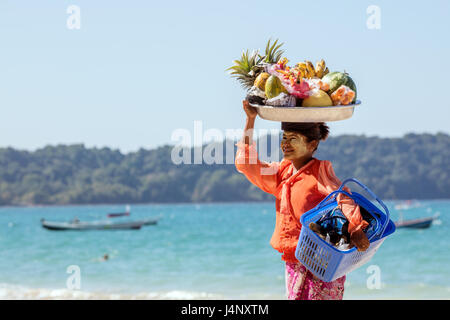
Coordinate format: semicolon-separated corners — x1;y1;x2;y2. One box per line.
394;216;436;229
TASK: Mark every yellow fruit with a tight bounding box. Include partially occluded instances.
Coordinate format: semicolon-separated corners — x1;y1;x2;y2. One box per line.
254;72;270;91
296;62;307;70
302;90;333;107
305;61;315;78
297;66;307;78
315;59;325;78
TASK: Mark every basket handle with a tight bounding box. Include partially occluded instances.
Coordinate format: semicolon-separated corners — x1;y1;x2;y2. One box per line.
338;178;390;236
315;189;352;210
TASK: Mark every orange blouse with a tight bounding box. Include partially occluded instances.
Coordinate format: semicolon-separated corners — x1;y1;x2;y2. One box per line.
235;141;368;263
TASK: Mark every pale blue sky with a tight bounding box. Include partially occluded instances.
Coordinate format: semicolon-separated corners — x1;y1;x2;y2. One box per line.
1;0;449;152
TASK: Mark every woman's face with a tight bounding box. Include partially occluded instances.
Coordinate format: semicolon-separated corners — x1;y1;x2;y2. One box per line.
281;131;318;160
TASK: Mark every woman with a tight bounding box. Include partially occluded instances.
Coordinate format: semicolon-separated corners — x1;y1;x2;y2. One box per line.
235;101;369;300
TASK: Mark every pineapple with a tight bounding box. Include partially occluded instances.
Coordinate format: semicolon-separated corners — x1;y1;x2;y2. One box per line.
261;38;284;63
226;39;284;90
226;49;263;90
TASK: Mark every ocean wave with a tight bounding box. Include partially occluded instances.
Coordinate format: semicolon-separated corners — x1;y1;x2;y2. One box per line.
0;283;224;300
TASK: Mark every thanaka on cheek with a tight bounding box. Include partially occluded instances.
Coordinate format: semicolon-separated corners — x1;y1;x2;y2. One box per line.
281;134;311;159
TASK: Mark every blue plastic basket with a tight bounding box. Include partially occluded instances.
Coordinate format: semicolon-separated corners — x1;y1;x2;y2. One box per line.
294;178;396;282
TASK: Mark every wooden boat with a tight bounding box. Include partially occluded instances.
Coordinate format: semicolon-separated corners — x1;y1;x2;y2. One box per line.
394;216;435;229
41;218;158;231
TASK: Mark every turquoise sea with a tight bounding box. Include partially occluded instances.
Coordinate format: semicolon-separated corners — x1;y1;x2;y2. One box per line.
0;201;449;300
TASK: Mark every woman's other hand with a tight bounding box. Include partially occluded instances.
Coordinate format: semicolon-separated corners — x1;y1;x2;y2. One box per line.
243;100;257;119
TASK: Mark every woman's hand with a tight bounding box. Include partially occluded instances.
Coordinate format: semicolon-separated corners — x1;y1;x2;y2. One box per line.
243;100;257;120
350;229;370;252
242;100;257;145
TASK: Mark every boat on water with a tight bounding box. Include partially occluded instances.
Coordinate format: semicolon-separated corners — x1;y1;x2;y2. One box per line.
107;205;131;218
107;212;130;218
41;206;161;231
394;216;437;229
41;218;158;231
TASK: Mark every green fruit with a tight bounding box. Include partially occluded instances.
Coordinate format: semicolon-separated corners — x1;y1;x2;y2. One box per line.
322;72;357;102
264;75;287;99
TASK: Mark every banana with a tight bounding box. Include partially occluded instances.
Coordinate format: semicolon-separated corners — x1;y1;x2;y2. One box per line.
297;66;307;78
315;64;323;78
315;59;325;78
296;62;307;70
305;61;315;78
323;67;329;76
320;59;326;69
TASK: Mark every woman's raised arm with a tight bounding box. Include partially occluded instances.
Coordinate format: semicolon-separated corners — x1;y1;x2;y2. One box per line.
235;101;280;196
242;100;257;145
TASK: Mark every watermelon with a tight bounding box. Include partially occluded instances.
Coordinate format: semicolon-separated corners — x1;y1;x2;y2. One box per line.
322;72;357;103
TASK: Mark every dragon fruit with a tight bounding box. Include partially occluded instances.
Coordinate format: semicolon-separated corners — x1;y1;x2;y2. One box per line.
283;77;311;99
266;61;311;99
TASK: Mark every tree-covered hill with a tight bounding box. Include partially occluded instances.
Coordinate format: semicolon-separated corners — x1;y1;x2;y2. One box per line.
0;133;449;206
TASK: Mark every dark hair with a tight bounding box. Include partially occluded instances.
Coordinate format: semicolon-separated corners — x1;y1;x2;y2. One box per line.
281;122;330;142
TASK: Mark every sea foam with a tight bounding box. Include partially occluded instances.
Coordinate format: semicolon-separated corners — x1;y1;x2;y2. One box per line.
0;283;224;300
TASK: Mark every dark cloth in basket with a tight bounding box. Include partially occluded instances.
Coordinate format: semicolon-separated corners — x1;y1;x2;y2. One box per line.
316;206;378;242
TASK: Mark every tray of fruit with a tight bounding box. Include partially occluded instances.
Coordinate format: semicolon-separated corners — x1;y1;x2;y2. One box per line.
227;39;360;122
